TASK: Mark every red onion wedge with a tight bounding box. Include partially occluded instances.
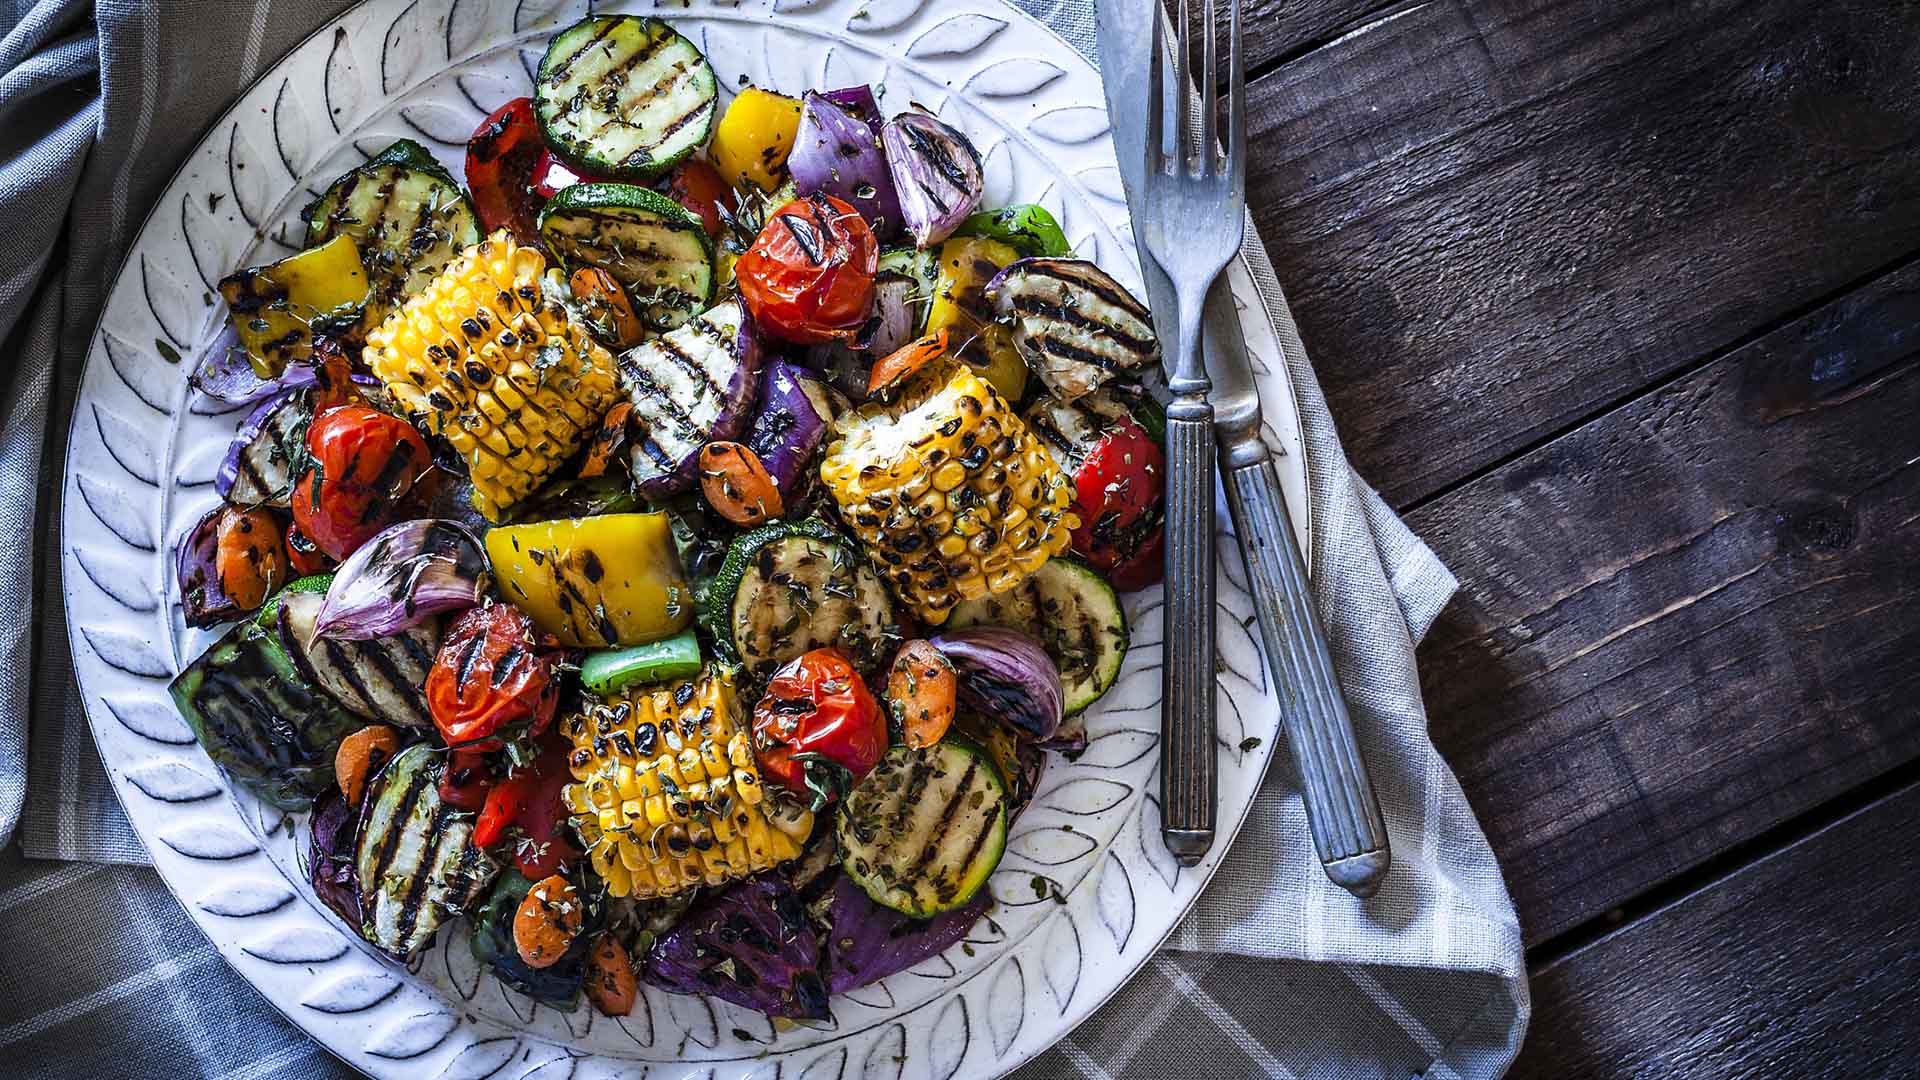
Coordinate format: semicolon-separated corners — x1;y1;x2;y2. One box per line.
744;359;835;499
882;109;984;249
790;90;901;240
314;519;490;640
929;626;1064;741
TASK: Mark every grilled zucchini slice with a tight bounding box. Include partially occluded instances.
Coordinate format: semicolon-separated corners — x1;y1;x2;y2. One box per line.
707;518;899;681
539;183;714;330
837;739;1009;917
355;744;501;958
946;556;1127;715
534;14;718;181
304;139;481;325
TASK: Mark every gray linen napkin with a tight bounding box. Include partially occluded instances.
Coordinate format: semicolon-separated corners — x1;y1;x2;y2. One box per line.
0;1;1528;1077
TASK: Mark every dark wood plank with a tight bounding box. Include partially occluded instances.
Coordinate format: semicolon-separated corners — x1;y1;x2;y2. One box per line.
1241;0;1920;505
1513;779;1920;1078
1186;0;1398;77
1405;260;1920;944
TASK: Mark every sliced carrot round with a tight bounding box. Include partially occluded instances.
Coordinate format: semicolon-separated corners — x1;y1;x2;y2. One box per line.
570;267;646;349
579;401;633;480
585;934;638;1016
886;640;958;749
513;874;583;969
867;330;950;398
335;725;401;807
699;441;785;526
214;506;288;611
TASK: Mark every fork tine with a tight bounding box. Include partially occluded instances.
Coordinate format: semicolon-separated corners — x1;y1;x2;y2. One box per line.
1226;0;1245;190
1146;4;1166;172
1199;0;1217;176
1175;0;1193;173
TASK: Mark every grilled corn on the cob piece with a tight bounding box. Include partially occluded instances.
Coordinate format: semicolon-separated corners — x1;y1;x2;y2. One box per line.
563;666;813;899
819;364;1078;623
364;230;620;520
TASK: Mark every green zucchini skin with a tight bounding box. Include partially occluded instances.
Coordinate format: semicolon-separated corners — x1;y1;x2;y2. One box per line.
538;182;714;330
533;14;718;182
355;744;501;958
947;556;1128;715
707;518;900;682
169;619;361;810
836;739;1009;918
303;138;481;324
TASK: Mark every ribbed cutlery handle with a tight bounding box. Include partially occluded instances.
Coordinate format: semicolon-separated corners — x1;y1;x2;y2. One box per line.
1224;454;1391;896
1161;403;1218;866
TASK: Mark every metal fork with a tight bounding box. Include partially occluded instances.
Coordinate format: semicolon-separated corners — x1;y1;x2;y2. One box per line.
1137;0;1245;866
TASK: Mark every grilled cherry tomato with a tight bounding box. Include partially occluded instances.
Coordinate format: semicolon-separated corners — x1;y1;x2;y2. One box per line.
473;730;581;879
658;159;734;238
465;97;546;245
736;194;877;345
292;405;431;562
750;648;886;806
213;507;288;611
529;148;603;201
284;523;335;577
1068;417;1165;590
426;603;560;749
438;748;495;810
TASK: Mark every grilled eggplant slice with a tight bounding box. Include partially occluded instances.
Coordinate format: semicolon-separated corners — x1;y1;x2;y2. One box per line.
707;518;898;681
539;183;715;330
985;257;1159;402
616;299;760;495
304;139;481;325
946;556;1127;715
275;590;439;731
355;744;502;958
533;14;718;182
169;619;360;810
836;738;1008;918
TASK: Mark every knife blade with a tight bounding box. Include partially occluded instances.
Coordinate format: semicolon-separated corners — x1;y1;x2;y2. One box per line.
1095;0;1392;896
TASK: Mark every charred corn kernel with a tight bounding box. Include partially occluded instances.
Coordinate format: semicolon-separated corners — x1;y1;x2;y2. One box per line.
819;364;1077;624
562;666;812;899
363;230;620;520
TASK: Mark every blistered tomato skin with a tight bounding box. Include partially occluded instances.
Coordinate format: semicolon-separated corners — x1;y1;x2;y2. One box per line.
425;603;560;749
660;159;735;238
750;648;887;805
737;194;878;345
292;406;431;562
1068;417;1166;590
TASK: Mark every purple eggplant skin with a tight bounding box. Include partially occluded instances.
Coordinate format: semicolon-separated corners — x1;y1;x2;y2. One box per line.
643;873;832;1021
308;789;364;929
823;871;990;994
882;110;985;248
790;91;902;241
744;360;834;499
178;505;245;628
216;387;311;508
930;628;1065;742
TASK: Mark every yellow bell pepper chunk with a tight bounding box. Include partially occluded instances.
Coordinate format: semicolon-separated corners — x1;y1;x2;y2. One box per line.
217;235;371;377
485;513;693;648
710;88;803;193
926;236;1028;402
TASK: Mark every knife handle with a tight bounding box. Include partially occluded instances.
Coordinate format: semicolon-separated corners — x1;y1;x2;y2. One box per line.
1161;398;1218;866
1222;450;1391;896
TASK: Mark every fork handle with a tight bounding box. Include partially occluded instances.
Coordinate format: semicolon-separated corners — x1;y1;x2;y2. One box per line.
1161;397;1218;866
1222;450;1391;896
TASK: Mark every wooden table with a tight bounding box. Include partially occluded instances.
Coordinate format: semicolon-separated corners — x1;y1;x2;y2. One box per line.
1226;0;1920;1072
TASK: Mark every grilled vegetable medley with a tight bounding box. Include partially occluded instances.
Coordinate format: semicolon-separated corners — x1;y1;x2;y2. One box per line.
172;13;1163;1022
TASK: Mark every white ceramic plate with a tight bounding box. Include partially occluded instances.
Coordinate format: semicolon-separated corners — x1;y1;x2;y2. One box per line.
62;1;1310;1076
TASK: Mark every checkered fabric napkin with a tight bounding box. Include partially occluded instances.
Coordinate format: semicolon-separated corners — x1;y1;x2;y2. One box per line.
0;0;1529;1076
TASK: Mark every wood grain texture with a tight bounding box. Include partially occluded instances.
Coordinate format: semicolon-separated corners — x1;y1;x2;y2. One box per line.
1241;0;1920;504
1406;259;1920;944
1512;780;1920;1078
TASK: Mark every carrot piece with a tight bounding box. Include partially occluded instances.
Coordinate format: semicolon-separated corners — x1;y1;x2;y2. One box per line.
334;725;401;807
886;640;958;749
579;402;633;480
867;330;949;397
513;874;583;969
699;441;784;526
585;934;638;1016
570;267;646;349
214;507;288;611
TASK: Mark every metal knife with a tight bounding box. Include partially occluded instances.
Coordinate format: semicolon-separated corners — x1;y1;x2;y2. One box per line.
1096;0;1392;896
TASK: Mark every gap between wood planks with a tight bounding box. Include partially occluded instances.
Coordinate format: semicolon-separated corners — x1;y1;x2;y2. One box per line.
1395;244;1920;521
